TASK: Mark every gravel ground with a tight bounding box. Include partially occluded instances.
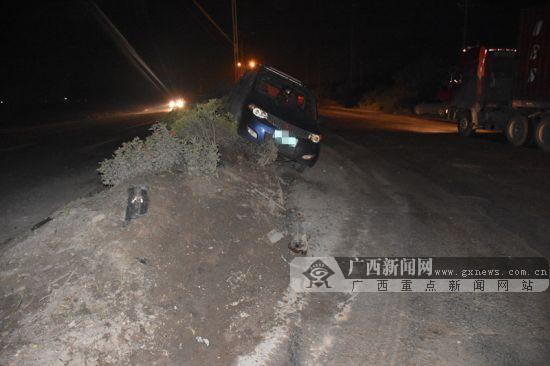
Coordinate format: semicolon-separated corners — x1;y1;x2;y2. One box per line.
2;107;549;365
0;163;292;365
238;108;550;365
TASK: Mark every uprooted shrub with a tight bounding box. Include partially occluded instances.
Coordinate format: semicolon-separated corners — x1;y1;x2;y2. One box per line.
168;99;238;148
98;123;184;186
98;99;279;185
249;138;278;167
164;99;237;175
182;135;220;176
160;108;187;127
166;98;279;169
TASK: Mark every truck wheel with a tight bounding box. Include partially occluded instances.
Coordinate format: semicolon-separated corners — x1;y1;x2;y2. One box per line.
505;115;530;147
535;118;550;151
457;114;474;137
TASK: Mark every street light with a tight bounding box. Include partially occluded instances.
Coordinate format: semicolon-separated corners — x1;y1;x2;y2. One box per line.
248;60;257;69
237;61;242;67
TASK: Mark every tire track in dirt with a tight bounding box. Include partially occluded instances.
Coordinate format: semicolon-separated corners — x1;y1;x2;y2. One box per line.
236;141;412;365
235;146;355;365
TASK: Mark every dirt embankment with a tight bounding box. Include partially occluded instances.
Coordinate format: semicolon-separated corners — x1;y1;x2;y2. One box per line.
0;162;293;365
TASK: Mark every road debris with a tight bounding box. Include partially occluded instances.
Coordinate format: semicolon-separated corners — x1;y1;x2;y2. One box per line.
267;229;285;244
124;186;149;224
195;336;210;347
91;213;106;224
288;233;308;254
31;216;52;231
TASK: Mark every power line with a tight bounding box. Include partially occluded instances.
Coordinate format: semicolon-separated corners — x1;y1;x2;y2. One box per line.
190;0;232;45
87;0;169;94
189;0;240;81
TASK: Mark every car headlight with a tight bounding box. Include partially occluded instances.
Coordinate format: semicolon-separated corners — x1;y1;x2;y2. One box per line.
308;133;321;143
247;126;258;139
248;104;268;119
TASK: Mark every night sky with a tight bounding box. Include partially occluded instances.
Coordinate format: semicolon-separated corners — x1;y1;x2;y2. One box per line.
0;0;544;109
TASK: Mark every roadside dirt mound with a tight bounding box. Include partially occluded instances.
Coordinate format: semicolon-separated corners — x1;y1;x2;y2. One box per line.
0;163;291;365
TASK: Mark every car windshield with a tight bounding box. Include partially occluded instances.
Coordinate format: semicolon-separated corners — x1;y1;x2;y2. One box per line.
252;73;316;121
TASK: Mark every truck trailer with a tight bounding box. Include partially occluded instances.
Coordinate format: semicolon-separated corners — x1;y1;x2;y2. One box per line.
450;3;550;150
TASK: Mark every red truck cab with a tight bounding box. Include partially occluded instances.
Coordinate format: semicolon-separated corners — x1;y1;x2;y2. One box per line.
450;4;550;150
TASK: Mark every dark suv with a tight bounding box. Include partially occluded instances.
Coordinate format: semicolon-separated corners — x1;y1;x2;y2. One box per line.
227;65;321;167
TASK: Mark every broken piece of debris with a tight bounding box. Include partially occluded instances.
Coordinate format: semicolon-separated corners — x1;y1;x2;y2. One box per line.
124;186;149;223
288;234;308;255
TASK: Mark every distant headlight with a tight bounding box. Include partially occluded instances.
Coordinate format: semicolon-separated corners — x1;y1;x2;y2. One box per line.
248;104;268;119
308;133;321;143
169;98;186;110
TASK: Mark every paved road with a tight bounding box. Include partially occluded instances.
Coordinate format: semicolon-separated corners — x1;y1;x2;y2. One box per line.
240;107;550;365
0;109;164;245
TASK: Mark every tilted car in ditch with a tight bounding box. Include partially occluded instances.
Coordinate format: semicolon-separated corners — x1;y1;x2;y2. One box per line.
227;65;321;167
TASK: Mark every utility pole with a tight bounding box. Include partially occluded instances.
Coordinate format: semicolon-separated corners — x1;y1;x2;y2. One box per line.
232;0;239;81
348;0;356;88
459;0;473;49
462;0;468;48
315;0;321;95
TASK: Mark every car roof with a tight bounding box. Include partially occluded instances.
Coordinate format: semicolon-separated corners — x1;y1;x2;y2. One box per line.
260;65;304;87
